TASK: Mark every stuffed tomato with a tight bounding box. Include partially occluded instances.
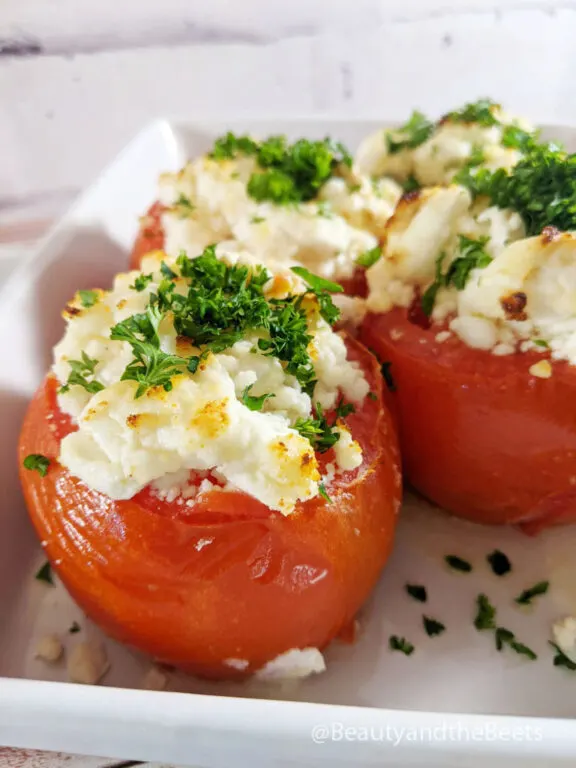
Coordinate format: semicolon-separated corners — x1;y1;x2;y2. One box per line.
20;246;400;679
360;154;576;531
130;133;403;296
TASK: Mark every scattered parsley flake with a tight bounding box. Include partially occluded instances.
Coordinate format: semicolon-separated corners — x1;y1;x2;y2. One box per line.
550;641;576;671
446;554;473;573
368;391;378;401
515;580;549;606
405;584;427;603
444;98;499;127
487;550;511;576
78;290;98;308
250;215;266;224
131;273;153;292
59;351;104;395
160;261;177;280
356;246;382;269
423;616;445;638
316;201;333;218
334;397;355;419
290;266;343;295
402;175;421;193
295;402;342;454
173;194;195;217
389;635;414;656
35;561;54;585
474;593;496;630
241;384;275;412
318;482;332;503
23;454;50;477
495;628;537;660
386;111;435;154
69;621;81;634
534;339;549;349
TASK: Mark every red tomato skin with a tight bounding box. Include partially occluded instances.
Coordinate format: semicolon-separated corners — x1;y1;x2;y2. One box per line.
360;307;576;529
19;338;400;678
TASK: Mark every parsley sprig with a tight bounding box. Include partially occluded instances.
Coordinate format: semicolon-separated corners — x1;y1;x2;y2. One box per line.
210;133;351;204
59;352;104;395
444;98;500;127
386;111;435;154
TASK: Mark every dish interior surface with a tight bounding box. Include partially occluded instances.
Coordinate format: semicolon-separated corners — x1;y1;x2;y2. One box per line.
2;119;576;720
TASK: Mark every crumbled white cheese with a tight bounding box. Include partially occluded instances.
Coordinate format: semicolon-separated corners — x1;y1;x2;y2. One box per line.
255;647;326;681
54;256;368;514
552;616;576;662
141;664;168;690
333;425;363;471
158;155;390;281
67;641;109;685
224;658;250;671
529;360;552;379
35;634;64;663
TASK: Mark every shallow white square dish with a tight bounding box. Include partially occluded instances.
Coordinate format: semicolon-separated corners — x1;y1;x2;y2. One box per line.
2;119;576;768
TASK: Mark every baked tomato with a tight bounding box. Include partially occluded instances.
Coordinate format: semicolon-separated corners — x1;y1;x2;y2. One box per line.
361;307;576;531
130;203;369;297
19;336;400;679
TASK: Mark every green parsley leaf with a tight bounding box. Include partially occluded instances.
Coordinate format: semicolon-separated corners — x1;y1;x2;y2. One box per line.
210;132;259;160
59;351;104;395
423;616;445;638
381;361;396;393
78;289;98;308
368;391;378;401
501;124;540;153
35;560;54;585
334;397;355;419
467;144;486;167
386;111;435;154
23;454;50;477
533;339;549;348
318;482;332;503
356;246;382;268
69;621;81;634
131;273;153;292
290;266;344;295
487;550;511;576
389;635;415;655
474;593;496;630
421;252;447;317
160;261;177;279
515;580;549;605
294;402;341;454
173;194;195;217
316;201;333;218
495;628;537;660
241;384;275;411
550;641;576;671
455;143;576;236
402;175;421;193
446;554;473;573
405;584;427;603
444;98;499;127
250;215;266;224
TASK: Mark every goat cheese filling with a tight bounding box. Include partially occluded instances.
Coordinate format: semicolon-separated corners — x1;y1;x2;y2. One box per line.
53;246;369;513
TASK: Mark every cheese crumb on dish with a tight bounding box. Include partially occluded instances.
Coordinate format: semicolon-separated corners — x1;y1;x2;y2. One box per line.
141;664;168;690
254;647;326;681
53;249;368;514
157;151;400;281
35;634;64;663
224;658;250;671
67;641;109;685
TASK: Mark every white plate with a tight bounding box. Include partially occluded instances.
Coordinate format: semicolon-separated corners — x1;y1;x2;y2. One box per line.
2;119;576;768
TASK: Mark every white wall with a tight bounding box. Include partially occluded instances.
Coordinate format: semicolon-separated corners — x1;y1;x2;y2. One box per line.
1;0;575;210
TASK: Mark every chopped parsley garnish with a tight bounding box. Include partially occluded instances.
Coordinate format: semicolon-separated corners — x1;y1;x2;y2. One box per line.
405;584;427;603
550;641;576;671
421;236;492;316
316;201;333;218
210;133;352;204
58;351;104;395
467;145;486;167
131;273;153;292
35;560;54;585
356;246;382;268
367;391;378;401
402;175;421;193
78;289;98;308
474;594;496;630
495;627;537;660
160;261;177;280
381;361;396;393
294;402;343;454
534;339;549;348
455;143;576;236
446;554;472;573
444;98;499;127
334;397;355;419
69;621;81;634
487;549;511;576
501;124;540;152
23;454;50;477
515;580;549;606
389;635;415;655
112;247;342;414
173;194;195;217
241;384;274;412
423;616;445;637
318;482;332;503
250;215;266;224
386;111;435;154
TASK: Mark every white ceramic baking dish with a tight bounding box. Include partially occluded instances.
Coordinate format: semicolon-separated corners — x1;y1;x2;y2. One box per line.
2;119;576;768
